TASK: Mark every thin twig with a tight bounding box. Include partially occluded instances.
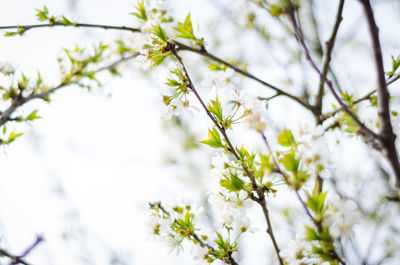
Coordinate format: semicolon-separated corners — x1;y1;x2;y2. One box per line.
286;0;379;149
315;0;345;120
175;41;313;111
0;21;313;113
0;22;140;33
321;72;400;120
170;44;283;265
0;249;32;265
0;54;136;127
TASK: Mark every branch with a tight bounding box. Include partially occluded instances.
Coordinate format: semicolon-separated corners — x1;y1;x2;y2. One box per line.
358;0;400;188
0;249;32;265
175;41;313;111
0;54;136;127
0;21;314;113
321;72;400;120
0;235;44;265
0;22;140;33
286;0;379;149
169;44;284;265
315;0;345;118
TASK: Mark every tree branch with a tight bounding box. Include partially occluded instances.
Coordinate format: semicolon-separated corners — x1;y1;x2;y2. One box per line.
0;22;140;33
358;0;400;188
321;71;400;120
286;0;380;149
0;21;315;114
170;44;284;265
0;54;136;127
315;0;345;119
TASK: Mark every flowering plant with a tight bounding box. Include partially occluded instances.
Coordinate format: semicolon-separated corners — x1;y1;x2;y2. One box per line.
1;0;400;265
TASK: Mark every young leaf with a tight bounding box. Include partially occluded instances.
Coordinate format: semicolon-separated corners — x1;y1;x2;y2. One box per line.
131;1;147;21
277;129;295;147
200;127;224;148
280;151;299;172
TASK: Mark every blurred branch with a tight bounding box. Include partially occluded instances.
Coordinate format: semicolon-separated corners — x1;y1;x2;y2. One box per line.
358;0;400;188
0;23;140;33
0;54;136;127
315;0;345;119
0;235;44;265
321;72;400;120
0;21;318;115
286;0;380;149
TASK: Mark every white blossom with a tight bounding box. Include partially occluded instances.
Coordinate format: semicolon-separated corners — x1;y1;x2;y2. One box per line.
208;189;253;227
192;245;209;265
280;234;312;265
210;152;230;178
323;193;361;238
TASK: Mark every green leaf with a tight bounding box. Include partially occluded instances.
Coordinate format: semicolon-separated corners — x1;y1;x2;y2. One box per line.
277;129;295;147
5;31;19;37
220;174;245;192
208;96;223;122
26;110;41;121
208;63;225;71
35;6;49;21
62;16;74;26
306;191;327;213
305;226;318;241
152;24;168;43
8;131;23;143
280;151;299;172
131;1;147;21
200;127;223;148
174;13;195;40
390;55;400;76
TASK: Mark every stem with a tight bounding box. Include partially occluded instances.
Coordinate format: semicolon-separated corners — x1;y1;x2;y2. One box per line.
0;21;314;113
175;42;313;112
321;72;400;120
0;54;135;127
0;22;140;33
0;235;44;265
315;0;345;120
286;0;379;150
0;249;32;265
260;132;347;264
170;46;284;265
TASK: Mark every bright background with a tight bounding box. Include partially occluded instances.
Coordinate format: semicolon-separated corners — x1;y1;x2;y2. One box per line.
1;1;400;265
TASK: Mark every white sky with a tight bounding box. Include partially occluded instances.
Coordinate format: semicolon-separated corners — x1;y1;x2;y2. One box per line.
1;0;400;265
0;1;199;264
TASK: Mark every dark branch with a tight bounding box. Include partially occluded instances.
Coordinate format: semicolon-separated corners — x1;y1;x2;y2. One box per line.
358;0;400;188
315;0;345;119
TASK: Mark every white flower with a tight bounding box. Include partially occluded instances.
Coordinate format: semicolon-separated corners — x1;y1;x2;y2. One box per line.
208;189;253;227
168;61;183;73
192;245;209;265
201;69;237;90
323;193;361;238
210;152;230;178
162;234;182;254
157;95;185;120
280;234;311;265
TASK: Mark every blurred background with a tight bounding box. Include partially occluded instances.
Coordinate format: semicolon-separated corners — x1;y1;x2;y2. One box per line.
1;0;400;265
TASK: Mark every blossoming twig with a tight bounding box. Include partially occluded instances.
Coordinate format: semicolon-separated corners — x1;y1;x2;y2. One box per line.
169;43;284;265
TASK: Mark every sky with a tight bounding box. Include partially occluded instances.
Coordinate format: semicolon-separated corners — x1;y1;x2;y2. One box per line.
0;1;198;264
1;1;400;265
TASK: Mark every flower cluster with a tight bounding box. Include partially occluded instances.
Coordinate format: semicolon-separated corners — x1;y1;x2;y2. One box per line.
323;193;361;238
157;61;193;119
